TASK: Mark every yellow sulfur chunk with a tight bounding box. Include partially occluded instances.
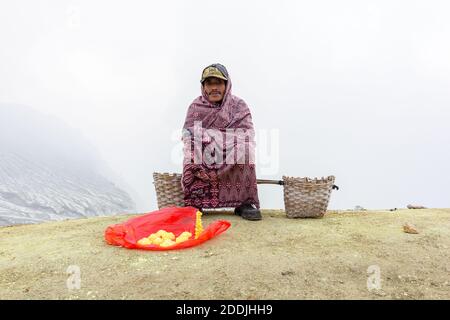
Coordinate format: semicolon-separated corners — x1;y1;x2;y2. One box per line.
161;232;175;240
160;239;176;247
179;231;192;239
175;231;192;244
137;238;152;246
148;234;158;241
195;211;203;239
152;237;163;245
175;236;189;244
155;230;167;237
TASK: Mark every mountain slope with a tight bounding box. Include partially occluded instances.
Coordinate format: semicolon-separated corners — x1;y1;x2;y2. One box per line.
0;104;135;226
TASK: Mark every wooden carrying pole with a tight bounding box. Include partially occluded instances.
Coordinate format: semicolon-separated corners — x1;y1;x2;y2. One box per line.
256;179;284;185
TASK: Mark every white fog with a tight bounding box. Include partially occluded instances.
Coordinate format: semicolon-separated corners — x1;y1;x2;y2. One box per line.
1;1;449;225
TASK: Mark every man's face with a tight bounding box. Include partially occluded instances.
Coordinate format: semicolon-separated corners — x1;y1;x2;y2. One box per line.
203;77;226;103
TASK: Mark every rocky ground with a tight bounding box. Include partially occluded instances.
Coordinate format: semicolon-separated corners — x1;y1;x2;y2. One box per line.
1;208;449;299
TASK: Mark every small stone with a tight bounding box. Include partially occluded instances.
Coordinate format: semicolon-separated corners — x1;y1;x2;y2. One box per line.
407;204;426;209
430;281;439;287
406;275;418;282
203;252;215;258
403;223;419;234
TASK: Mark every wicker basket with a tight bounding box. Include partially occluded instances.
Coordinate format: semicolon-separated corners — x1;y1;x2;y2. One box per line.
153;172;184;208
153;172;337;218
282;175;335;218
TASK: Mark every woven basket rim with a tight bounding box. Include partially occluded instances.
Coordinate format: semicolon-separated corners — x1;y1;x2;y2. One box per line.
282;175;335;183
153;172;181;176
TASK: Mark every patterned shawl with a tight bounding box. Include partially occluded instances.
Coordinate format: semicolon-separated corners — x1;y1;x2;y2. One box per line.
181;66;256;199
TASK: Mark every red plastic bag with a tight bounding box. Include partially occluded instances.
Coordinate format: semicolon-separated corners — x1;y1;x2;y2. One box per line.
104;206;231;250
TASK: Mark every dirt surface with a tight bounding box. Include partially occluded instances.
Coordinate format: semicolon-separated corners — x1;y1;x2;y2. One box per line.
1;208;450;300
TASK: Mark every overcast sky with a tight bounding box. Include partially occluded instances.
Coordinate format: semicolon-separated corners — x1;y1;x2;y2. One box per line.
1;0;449;212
